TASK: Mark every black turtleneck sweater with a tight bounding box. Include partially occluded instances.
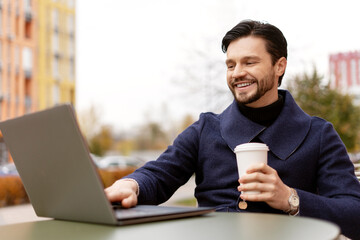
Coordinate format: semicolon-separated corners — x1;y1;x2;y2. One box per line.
237;94;284;127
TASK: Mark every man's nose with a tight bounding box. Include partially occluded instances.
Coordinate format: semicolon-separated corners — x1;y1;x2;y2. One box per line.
232;65;247;79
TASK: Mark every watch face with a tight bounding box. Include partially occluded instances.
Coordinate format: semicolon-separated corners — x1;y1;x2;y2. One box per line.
291;196;300;207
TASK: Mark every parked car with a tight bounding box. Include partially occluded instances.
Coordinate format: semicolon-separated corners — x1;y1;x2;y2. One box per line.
0;163;18;176
94;155;146;169
349;152;360;163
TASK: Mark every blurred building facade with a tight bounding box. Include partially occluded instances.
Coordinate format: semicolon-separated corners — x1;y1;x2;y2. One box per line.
0;0;76;165
329;51;360;105
38;0;76;109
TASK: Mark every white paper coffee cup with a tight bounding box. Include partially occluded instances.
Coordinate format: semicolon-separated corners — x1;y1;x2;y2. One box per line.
234;143;269;194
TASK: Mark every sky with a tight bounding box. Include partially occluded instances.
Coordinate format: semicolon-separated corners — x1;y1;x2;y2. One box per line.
76;0;360;132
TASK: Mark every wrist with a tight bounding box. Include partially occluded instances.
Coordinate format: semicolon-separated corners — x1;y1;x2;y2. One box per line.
122;178;140;196
284;188;300;216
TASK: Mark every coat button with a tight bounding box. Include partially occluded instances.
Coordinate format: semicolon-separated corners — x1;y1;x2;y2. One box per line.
238;201;247;209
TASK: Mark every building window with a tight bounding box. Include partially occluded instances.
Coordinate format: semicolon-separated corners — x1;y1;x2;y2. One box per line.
53;55;59;80
69;56;74;81
69;34;74;55
53;84;60;105
0;140;9;165
23;0;32;36
67;0;75;8
25;78;31;113
0;68;2;95
15;0;19;14
24;0;32;23
7;1;13;40
341;61;347;88
25;95;31;113
14;45;19;74
351;59;357;87
7;44;11;73
0;9;3;36
52;9;59;32
0;40;2;71
358;59;360;85
68;37;75;58
22;47;32;78
24;0;32;12
23;0;31;9
52;31;59;54
0;41;2;95
67;15;74;36
329;61;336;88
15;76;19;116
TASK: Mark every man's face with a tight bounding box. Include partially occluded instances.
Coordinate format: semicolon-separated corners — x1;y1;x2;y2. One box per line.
225;36;286;108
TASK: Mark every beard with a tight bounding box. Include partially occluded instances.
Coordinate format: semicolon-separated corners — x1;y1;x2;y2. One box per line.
229;70;276;105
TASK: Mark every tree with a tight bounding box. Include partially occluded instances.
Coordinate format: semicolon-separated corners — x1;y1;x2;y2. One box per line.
88;125;114;156
77;104;102;140
135;122;169;150
179;114;195;133
287;68;360;151
172;40;233;115
77;105;114;156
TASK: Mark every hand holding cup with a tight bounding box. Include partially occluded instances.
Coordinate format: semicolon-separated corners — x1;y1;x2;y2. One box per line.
234;143;269;195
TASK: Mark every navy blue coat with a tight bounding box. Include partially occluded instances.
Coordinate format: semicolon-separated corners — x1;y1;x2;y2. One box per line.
127;90;360;239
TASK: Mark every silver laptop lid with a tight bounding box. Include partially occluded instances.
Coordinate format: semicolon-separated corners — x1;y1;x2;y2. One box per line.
0;104;117;225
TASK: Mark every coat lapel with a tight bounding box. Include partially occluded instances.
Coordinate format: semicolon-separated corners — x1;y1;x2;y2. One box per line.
219;100;266;152
220;90;312;160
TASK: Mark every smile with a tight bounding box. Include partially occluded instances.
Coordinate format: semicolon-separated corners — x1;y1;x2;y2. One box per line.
236;82;252;87
235;81;255;88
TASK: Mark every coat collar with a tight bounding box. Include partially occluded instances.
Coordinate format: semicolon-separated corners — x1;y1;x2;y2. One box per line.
219;90;311;160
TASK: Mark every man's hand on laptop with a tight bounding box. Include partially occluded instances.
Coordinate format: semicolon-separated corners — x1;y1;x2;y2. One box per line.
105;179;138;208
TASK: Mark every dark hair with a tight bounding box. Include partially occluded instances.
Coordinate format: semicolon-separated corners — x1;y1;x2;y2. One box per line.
222;20;287;86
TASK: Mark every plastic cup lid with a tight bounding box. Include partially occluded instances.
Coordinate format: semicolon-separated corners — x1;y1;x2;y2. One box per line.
234;143;269;152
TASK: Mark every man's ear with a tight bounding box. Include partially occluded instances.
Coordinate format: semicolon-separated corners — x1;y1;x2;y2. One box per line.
275;57;287;76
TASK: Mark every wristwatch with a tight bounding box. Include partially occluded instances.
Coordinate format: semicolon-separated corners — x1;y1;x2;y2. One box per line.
286;188;300;216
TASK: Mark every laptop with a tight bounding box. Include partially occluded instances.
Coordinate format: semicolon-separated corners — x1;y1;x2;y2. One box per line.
0;104;214;225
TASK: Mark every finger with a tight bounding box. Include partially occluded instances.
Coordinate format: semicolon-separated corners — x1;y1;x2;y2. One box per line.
240;192;272;202
104;179;138;209
239;171;270;184
106;189;137;208
246;163;274;174
105;186;132;202
121;194;138;208
238;182;275;193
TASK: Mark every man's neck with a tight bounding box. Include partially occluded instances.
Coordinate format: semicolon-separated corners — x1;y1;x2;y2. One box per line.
237;93;284;127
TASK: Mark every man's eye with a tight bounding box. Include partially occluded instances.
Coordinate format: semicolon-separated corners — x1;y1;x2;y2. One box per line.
227;65;234;69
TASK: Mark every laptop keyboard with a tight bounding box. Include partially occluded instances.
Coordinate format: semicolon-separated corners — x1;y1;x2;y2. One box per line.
113;205;189;219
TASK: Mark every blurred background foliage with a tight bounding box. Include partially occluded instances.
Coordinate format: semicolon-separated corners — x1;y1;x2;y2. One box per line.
287;68;360;152
78;108;196;157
